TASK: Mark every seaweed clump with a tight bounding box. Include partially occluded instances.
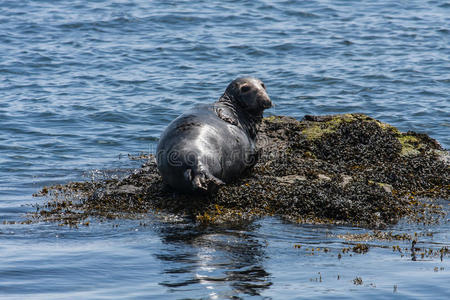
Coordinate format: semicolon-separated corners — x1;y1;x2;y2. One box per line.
30;114;449;228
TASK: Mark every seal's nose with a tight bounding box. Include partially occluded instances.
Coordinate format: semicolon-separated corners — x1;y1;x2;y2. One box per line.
263;98;272;109
260;92;272;109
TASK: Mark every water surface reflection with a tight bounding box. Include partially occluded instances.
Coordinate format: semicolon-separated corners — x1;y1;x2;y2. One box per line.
155;222;271;297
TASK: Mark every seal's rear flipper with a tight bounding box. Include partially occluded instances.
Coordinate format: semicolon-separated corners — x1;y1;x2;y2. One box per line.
184;168;224;193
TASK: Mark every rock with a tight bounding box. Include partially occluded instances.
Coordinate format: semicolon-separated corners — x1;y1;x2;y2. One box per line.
31;113;449;228
340;175;353;187
275;175;307;185
381;184;393;194
317;174;332;181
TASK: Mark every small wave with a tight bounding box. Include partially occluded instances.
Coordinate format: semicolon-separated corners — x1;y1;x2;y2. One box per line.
285;10;320;18
226;44;270;57
361;74;392;81
269;42;298;51
306;75;345;84
146;14;210;26
58;17;140;33
87;110;135;124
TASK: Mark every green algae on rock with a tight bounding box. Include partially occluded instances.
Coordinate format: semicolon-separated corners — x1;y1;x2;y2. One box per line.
29;114;449;228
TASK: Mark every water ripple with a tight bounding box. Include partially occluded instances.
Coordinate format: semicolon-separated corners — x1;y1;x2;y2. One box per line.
1;0;449;298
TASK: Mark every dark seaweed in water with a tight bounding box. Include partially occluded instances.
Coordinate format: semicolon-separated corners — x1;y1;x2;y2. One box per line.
31;114;449;228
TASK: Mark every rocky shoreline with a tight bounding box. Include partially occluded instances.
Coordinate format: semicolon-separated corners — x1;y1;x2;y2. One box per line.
31;114;449;228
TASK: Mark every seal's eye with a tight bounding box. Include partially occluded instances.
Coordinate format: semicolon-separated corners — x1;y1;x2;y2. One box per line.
261;83;266;89
240;85;251;93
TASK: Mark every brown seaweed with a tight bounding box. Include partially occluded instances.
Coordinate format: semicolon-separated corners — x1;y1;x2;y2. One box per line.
29;114;449;228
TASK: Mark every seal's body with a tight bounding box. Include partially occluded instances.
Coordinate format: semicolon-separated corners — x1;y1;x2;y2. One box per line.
156;77;272;193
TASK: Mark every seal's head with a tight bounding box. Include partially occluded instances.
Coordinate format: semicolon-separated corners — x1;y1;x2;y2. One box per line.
224;77;272;116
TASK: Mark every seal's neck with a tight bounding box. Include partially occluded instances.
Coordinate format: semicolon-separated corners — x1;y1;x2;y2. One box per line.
218;92;261;139
218;92;235;107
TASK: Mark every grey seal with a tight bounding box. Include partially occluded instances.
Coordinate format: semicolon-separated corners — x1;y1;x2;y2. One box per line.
156;77;272;193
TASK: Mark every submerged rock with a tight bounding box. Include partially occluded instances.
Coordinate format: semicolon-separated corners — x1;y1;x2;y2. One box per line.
30;114;449;228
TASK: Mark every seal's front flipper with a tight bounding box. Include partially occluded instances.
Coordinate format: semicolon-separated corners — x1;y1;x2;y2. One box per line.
184;168;224;193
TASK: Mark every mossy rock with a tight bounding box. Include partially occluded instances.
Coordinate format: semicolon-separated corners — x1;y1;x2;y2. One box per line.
30;114;449;228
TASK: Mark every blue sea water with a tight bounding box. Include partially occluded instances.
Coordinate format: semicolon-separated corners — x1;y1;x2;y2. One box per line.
0;0;449;299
